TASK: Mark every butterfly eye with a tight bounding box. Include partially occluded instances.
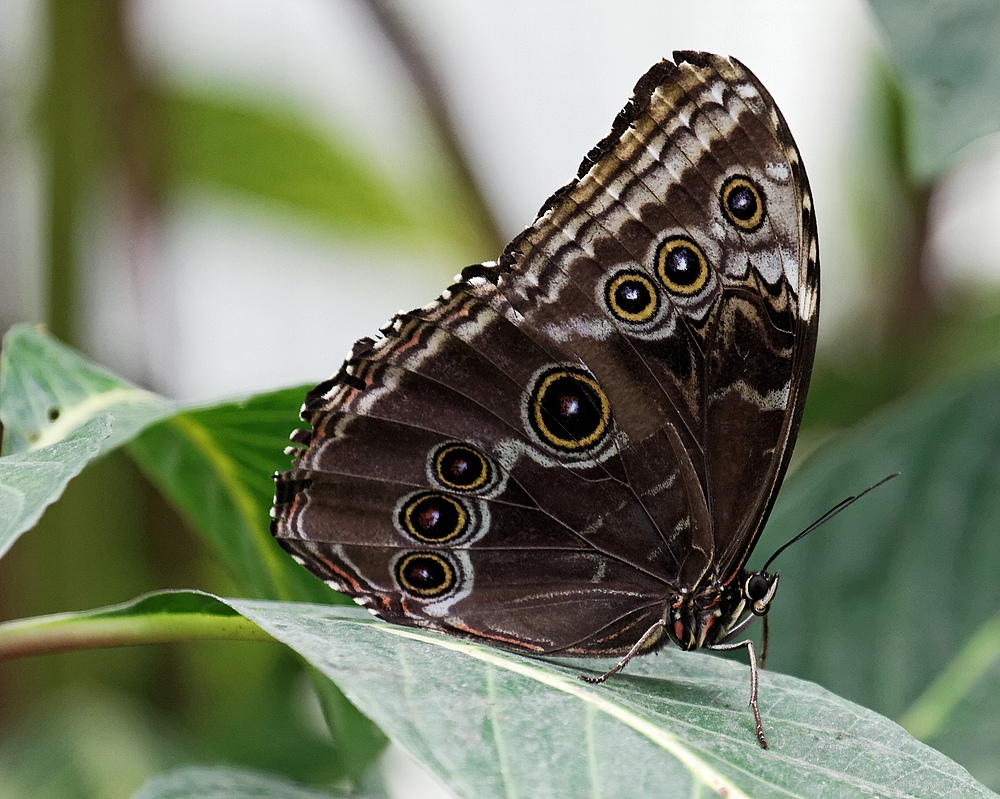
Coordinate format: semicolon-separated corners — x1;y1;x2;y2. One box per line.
528;367;611;452
395;552;457;598
398;492;469;543
721;175;766;232
605;271;660;324
656;236;710;296
432;444;492;492
745;571;778;615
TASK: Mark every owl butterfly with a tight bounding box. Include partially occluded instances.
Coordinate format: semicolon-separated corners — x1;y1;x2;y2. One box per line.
272;51;818;749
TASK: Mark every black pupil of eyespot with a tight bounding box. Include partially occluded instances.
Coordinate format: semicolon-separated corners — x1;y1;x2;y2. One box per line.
412;496;459;540
663;246;701;286
403;556;447;590
615;280;651;313
540;375;603;440
440;448;483;487
728;185;757;221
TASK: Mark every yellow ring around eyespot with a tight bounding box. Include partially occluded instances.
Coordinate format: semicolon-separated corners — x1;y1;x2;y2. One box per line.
532;370;611;451
402;493;468;543
434;444;490;492
721;175;765;231
656;237;710;296
606;271;660;323
396;552;455;597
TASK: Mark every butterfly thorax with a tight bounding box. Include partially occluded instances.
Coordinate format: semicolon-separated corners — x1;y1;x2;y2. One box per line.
668;570;778;651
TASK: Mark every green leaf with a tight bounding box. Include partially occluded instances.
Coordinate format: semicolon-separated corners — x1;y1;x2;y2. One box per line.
867;0;1000;179
126;397;389;780
126;390;336;603
222;600;994;799
0;324;172;562
133;766;375;799
11;591;991;798
0;324;174;456
0;590;385;785
0;325;384;781
0;322;324;602
759;364;1000;790
0;415;111;560
158;90;417;238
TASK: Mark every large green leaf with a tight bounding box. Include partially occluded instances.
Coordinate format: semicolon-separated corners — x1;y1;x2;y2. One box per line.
0;326;384;778
867;0;1000;179
0;323;324;602
127;390;335;603
759;363;1000;790
6;592;991;798
124;393;391;779
230;601;994;799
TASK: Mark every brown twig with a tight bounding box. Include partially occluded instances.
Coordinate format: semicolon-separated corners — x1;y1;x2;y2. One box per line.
357;0;506;255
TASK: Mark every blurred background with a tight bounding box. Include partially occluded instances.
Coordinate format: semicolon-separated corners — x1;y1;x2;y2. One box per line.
2;1;1000;797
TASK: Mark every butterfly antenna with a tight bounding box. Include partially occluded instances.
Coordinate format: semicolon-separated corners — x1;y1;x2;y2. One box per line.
760;473;899;572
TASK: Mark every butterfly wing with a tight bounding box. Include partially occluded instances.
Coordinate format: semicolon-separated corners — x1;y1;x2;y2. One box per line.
494;51;818;585
272;52;818;653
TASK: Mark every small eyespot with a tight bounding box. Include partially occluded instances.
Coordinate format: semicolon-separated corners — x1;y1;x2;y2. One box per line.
396;552;456;598
47;407;61;422
528;367;611;452
398;493;468;543
721;175;766;231
656;236;710;296
433;444;491;492
604;271;660;324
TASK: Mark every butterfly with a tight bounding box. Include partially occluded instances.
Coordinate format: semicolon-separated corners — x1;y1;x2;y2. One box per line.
272;51;818;749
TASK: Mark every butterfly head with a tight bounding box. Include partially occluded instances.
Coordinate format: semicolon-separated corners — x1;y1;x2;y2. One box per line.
744;570;779;617
668;569;780;651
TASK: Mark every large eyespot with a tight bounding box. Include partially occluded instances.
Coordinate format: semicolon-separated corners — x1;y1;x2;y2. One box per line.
398;492;468;543
432;443;492;492
528;367;611;452
656;236;710;296
604;270;660;324
396;552;456;598
721;175;766;231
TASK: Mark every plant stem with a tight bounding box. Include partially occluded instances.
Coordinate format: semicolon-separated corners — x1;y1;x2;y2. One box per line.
0;609;275;661
359;0;506;256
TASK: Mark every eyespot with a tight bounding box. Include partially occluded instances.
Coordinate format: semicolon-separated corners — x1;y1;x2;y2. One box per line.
604;270;660;324
432;443;492;492
528;367;611;452
396;552;456;598
721;175;766;232
656;236;710;296
398;492;468;543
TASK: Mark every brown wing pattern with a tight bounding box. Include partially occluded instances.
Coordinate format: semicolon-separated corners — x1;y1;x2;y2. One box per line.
272;52;817;654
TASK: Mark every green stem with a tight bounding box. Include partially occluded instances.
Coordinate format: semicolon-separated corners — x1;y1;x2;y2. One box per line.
0;609;276;661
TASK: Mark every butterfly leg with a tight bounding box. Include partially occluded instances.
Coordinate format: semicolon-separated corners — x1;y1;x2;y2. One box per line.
709;637;767;749
578;619;666;685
